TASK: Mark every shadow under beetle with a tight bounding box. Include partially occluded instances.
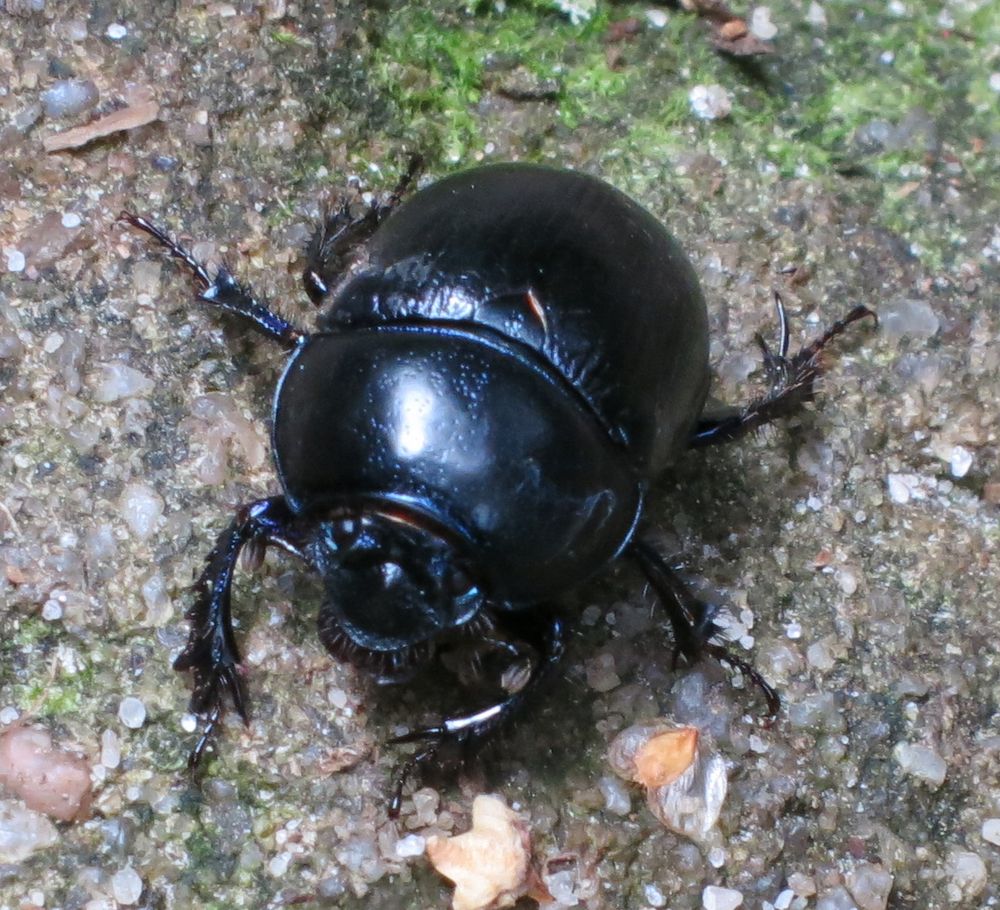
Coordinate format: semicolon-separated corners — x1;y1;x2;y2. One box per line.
122;162;873;813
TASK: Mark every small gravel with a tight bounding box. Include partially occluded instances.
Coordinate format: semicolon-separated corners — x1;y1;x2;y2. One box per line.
703;885;743;910
40;79;99;119
111;866;143;905
117;697;147;729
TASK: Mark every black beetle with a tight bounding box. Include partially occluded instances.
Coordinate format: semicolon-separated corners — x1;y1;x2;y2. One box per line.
122;162;873;810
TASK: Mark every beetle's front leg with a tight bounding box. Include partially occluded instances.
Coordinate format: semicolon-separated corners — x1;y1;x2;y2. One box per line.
691;294;876;447
387;610;566;817
302;155;422;304
174;496;298;767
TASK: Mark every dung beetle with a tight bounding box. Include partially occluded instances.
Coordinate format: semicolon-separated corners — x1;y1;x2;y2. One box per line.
122;162;873;811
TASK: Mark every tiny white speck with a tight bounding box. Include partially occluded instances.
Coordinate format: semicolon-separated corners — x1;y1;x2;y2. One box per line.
180;712;198;733
989;73;1000;93
42;598;63;621
786;621;802;640
106;22;127;39
645;9;668;29
62;212;82;228
880;50;895;65
949;446;973;478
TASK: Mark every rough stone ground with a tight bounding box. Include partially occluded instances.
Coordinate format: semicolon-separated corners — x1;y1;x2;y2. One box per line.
1;1;998;909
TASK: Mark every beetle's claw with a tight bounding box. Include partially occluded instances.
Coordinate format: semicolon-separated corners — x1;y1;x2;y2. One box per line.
704;642;780;722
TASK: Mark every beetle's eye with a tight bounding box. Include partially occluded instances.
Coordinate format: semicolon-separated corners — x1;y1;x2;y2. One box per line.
327;518;359;551
447;563;477;598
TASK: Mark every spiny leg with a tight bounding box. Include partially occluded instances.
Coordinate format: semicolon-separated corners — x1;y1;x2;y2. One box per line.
631;539;779;721
175;496;299;767
120;212;305;348
303;154;423;304
691;293;876;448
387;610;566;818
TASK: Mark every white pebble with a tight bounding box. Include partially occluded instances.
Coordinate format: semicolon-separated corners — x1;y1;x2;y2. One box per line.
945;850;987;900
645;9;668;28
774;890;794;910
892;742;946;787
835;566;859;596
394;834;426;858
689;84;733;120
645;883;667;907
41;598;63;621
4;248;25;272
106;22;127;39
990;73;1000;92
703;885;743;910
785;621;802;639
750;6;778;40
180;713;198;733
0;707;18;725
100;729;121;769
111;866;143;905
118;696;147;729
43;331;64;353
949;446;973;478
92;362;153;403
0;801;59;862
886;472;932;504
806;2;827;28
598;774;632;816
61;212;82;229
120;483;164;540
268;851;292;876
981;818;1000;845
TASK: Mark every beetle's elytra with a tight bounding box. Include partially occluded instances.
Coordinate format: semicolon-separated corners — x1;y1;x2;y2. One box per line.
123;162;873;810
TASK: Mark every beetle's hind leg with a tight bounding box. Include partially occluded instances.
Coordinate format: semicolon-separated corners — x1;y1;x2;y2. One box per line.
119;212;305;349
302;154;423;305
175;496;301;768
386;610;565;818
631;539;780;721
691;293;876;447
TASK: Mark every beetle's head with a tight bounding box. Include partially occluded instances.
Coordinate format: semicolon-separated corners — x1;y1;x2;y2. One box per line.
311;507;485;654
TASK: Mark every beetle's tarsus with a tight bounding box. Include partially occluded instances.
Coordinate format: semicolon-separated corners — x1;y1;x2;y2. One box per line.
303;155;423;305
632;539;778;719
120;211;305;348
691;297;876;447
386;612;565;817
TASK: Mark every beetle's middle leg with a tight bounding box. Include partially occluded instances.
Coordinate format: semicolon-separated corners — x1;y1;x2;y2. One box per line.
631;538;779;720
175;496;302;768
302;154;423;304
691;294;876;447
386;610;566;817
120;212;305;348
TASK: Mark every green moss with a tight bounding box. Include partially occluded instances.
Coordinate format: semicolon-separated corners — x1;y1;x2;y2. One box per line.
369;4;631;161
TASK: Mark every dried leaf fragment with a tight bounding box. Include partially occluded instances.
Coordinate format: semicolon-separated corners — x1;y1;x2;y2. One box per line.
426;795;531;910
633;727;699;788
44;89;159;152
